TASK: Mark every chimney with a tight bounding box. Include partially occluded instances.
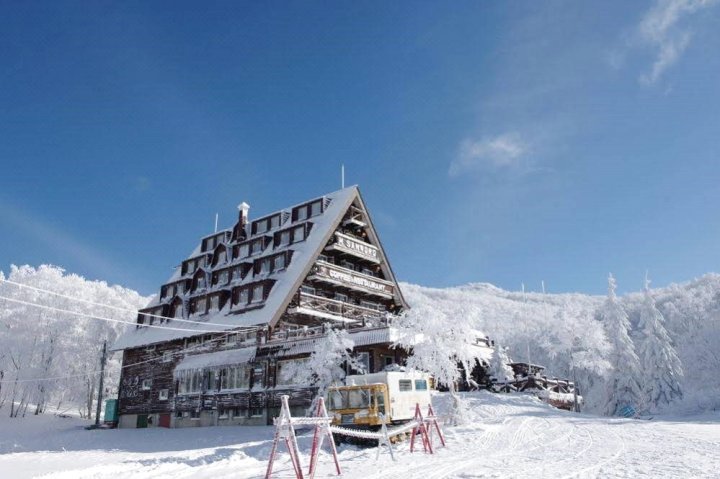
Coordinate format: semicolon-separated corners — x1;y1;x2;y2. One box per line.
237;202;250;226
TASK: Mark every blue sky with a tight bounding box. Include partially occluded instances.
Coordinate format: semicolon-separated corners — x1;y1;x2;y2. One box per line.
1;1;719;296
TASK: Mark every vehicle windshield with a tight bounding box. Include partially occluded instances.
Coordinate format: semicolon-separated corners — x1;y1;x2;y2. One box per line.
327;388;372;410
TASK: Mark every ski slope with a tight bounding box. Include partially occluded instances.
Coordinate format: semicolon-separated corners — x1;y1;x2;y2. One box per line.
1;392;718;478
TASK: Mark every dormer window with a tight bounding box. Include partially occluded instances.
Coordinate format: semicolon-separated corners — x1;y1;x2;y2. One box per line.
171;300;183;318
251;284;264;303
214;269;229;286
191;297;207;315
238;243;250;259
213;246;228;267
292;225;305;243
273;254;286;271
250;238;264;256
209;295;220;312
292;199;323;222
258;257;271;275
277;230;291;247
253;214;281;235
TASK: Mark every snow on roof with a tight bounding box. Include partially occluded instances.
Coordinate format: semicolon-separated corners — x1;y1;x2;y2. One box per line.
174;346;256;372
113;186;361;351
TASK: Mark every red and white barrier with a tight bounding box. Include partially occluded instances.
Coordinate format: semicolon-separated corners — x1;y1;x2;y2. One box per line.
265;395;446;478
265;395;340;479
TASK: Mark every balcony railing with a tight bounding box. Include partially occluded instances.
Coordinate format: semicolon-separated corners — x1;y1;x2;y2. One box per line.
307;261;394;299
287;291;386;324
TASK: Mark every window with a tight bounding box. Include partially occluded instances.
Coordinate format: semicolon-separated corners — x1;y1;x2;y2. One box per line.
177;370;203;394
273;254;286;271
185;261;196;275
238;243;250;259
162;352;172;363
309;200;322;217
278;230;291;247
176;282;184;295
255;220;268;234
398;379;412;392
292;225;305;243
175;411;183;419
215;269;229;286
232;266;243;283
225;333;238;345
270;215;280;230
159;389;169;401
296;206;308;221
250;239;264;256
194;275;206;292
258;257;271;275
301;285;316;295
250;407;264;417
239;288;249;305
334;293;348;302
209;295;220;312
215;249;227;265
205;370;218;391
191;409;201;420
415;379;428;391
276;358;309;386
192;297;207;315
220;366;251;390
142;379;152;391
251;284;264;303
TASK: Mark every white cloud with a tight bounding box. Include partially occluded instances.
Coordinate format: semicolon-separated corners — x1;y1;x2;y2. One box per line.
637;0;718;85
449;133;527;177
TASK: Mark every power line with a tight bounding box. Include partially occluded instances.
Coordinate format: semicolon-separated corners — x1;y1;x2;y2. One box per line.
0;295;227;333
0;328;250;384
0;278;236;328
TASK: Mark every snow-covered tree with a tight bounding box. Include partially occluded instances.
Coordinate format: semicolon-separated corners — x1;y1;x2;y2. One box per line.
599;273;642;416
637;275;683;413
0;265;150;417
488;343;514;384
278;325;365;405
393;304;485;425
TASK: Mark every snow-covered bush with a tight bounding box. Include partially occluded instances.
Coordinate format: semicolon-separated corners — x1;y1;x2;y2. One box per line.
488;343;514;384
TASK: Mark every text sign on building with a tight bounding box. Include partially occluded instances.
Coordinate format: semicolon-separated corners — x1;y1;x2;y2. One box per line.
314;263;393;296
333;232;380;263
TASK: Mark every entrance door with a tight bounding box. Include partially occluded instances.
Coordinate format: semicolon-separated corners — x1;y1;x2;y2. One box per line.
136;414;148;428
159;413;171;428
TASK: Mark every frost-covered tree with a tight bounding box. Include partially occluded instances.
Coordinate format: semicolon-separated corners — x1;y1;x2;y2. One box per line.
279;325;365;405
0;265;150;417
488;343;514;384
637;276;683;413
394;304;485;425
599;274;642;416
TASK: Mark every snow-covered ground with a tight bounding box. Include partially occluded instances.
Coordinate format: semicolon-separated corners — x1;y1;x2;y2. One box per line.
2;392;719;478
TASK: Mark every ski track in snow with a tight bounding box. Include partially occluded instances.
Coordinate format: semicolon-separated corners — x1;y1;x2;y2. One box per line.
1;392;719;479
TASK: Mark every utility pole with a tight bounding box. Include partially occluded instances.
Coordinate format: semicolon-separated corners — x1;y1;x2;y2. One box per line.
95;340;107;427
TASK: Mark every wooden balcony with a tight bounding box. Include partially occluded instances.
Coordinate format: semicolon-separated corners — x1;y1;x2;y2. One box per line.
307;261;394;299
287;291;386;324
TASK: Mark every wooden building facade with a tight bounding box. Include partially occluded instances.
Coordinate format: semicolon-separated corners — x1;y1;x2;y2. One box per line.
113;186;411;428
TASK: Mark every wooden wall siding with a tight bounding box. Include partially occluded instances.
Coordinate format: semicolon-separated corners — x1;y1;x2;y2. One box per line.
118;341;184;415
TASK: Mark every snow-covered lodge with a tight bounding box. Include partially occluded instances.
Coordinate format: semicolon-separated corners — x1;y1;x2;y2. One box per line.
113;186;411;428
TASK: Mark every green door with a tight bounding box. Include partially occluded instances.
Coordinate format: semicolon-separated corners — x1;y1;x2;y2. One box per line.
136;414;148;428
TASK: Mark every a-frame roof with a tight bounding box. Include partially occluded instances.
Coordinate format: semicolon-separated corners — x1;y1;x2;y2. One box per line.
113;185;406;350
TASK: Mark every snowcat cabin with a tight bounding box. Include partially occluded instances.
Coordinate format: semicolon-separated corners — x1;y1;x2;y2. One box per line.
327;371;432;428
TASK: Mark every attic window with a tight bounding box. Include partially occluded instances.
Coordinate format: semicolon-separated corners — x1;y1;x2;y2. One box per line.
254;214;281;235
310;200;322;217
251;284;264;303
209;295;220;312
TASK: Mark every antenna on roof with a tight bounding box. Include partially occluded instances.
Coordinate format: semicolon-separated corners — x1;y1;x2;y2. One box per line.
214;213;219;233
341;164;345;189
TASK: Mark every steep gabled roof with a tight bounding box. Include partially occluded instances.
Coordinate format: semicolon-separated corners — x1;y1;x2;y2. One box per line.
113;185;404;350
